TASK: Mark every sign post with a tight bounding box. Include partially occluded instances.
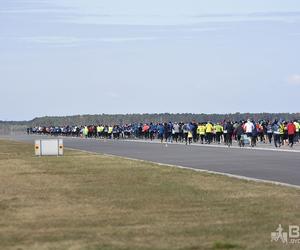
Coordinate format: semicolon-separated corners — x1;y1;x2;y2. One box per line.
35;139;64;156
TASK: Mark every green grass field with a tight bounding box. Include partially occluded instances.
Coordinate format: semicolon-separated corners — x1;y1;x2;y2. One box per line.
1;139;300;250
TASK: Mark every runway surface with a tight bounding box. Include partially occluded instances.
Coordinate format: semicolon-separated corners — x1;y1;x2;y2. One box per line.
5;134;300;187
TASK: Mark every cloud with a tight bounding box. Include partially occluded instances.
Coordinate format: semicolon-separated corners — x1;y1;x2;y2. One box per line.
3;0;300;27
192;12;300;24
0;9;68;14
20;36;81;47
287;74;300;86
19;36;158;47
186;27;226;32
96;37;157;42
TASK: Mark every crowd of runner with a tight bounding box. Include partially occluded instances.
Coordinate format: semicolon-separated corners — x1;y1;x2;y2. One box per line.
27;119;300;148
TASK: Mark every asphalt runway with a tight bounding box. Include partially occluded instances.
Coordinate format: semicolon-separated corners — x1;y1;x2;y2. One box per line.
5;134;300;187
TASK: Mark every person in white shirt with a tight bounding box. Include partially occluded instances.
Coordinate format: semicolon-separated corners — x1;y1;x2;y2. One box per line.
244;119;254;138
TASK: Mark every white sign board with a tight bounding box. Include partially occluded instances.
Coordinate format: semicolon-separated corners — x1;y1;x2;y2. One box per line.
35;139;63;156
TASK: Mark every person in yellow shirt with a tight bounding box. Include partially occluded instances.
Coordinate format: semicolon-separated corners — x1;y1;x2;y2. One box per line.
215;123;224;144
196;123;201;141
97;125;104;138
294;120;300;142
197;123;206;144
279;122;286;146
187;130;193;145
205;121;213;144
83;126;89;138
108;126;113;139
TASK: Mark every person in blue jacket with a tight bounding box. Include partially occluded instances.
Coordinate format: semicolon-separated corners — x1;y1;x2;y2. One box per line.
167;122;173;142
149;123;156;141
157;123;165;143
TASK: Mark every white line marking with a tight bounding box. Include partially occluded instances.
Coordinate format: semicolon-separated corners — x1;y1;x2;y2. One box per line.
18;134;300;153
115;139;300;153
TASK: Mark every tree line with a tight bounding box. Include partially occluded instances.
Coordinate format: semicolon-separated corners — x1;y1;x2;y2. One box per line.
1;113;300;131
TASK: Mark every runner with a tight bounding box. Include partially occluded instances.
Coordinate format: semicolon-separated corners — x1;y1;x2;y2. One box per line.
205;121;213;144
173;122;180;142
287;121;296;147
251;121;258;147
198;123;206;144
27;117;300;149
244;119;254;144
215;122;223;144
266;121;273;144
157;123;164;143
224;121;234;147
235;122;245;147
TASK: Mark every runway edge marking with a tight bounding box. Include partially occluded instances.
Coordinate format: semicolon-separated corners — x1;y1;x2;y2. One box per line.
18;134;300;154
118;139;300;153
66;147;300;190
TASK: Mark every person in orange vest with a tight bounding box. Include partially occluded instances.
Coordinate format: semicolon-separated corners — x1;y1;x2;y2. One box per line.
287;121;296;147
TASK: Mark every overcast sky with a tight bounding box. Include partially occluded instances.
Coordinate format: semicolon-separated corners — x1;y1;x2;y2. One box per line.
1;0;300;120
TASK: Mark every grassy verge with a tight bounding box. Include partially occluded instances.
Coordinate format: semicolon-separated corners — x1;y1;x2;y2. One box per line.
0;139;300;250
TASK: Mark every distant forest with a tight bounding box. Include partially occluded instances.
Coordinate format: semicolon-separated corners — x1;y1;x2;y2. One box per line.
1;113;300;131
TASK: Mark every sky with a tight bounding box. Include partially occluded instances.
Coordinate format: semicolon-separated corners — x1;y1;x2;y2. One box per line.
1;0;300;120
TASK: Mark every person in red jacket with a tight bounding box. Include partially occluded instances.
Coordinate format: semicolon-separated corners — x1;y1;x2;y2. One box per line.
287;121;296;147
